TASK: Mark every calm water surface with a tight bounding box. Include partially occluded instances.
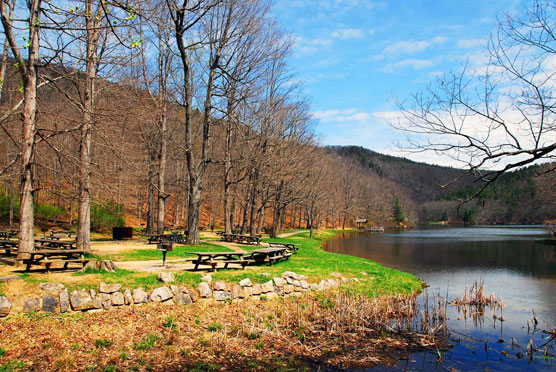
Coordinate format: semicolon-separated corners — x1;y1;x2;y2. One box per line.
324;226;556;371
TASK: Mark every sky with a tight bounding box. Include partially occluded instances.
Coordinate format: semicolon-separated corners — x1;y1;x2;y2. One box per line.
271;0;527;166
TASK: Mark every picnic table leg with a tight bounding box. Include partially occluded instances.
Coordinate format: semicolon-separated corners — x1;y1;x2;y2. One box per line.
211;262;217;272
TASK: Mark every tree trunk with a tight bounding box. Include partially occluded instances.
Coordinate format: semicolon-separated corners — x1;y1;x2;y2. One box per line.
186;176;203;244
157;112;167;234
146;161;155;234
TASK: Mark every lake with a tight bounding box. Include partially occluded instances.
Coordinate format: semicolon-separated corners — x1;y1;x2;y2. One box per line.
323;226;556;371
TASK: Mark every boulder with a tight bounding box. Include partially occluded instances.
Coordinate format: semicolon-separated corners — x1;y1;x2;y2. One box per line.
252;284;262;295
261;281;274;293
170;285;179;296
198;282;212;298
201;274;212;283
150;287;174;302
310;283;320;291
213;291;231;301
174;292;192;306
132;288;149;304
42;295;59;313
284;276;294;285
239;278;252;287
0;296;11;317
186;288;200;302
284;285;294;294
282;271;301;280
273;277;286;287
157;272;175;283
300;280;309;290
0;276;22;283
99;293;112;310
243;287;253;298
70;290;94;311
231;284;240;299
38;282;65;295
99;282;121;294
111;292;125;306
213;281;227;291
59;289;70;313
23;297;41;313
292;280;301;288
89;289;102;309
123;289;133;305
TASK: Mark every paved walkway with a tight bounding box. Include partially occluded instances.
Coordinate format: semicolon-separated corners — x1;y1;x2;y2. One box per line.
277;230;308;238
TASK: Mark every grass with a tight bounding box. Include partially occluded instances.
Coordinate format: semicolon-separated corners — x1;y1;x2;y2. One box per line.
103;242;231;261
204;229;421;296
13;229;421;296
538;237;556;245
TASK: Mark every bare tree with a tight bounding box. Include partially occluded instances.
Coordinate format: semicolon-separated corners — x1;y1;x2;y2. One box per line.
391;1;556;199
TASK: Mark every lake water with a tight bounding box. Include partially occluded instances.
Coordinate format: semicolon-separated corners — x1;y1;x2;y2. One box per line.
323;226;556;371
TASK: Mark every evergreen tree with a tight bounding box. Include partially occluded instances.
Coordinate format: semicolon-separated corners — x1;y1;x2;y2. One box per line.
393;197;405;224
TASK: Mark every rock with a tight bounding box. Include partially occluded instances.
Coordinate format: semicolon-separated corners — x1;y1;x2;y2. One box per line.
213;281;227;291
111;292;125;306
213;291;230;301
132;288;149;304
170;285;179;296
99;282;121;294
201;274;212;283
70;290;94;311
261;281;274;293
292;280;301;287
284;276;294;285
300;280;309;290
157;272;175;283
59;289;70;313
330;272;342;278
266;292;278;299
198;282;212;298
23;297;41;313
299;275;308;280
0;276;22;283
328;279;339;287
174;292;192;306
123;289;133;305
319;280;330;290
239;278;252;287
150;287;174;302
89;289;102;309
275;286;285;296
42;295;59;313
273;277;286;287
282;271;301;280
0;296;11;317
310;283;320;291
252;284;262;295
38;282;65;295
243;287;253;298
99;293;112;310
231;285;240;299
261;272;271;277
186;288;200;302
284;285;294;294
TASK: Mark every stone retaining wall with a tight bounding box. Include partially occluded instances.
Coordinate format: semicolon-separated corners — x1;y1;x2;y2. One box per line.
0;272;360;317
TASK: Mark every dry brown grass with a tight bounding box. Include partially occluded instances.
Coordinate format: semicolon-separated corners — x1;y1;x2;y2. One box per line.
0;289;446;371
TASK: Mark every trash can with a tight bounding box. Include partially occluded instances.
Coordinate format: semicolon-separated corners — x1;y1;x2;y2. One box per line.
112;226;133;240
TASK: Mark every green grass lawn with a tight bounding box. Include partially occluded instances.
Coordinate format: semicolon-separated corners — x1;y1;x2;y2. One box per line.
100;243;232;261
16;229;421;296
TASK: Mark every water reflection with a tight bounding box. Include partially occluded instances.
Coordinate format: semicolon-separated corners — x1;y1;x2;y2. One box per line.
323;226;556;372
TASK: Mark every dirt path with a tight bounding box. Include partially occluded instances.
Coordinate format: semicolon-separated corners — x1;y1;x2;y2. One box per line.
277;230;308;238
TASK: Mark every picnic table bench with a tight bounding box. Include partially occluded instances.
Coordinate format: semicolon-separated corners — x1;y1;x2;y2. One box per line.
186;251;253;272
145;232;187;244
245;247;291;265
221;233;261;245
268;242;298;253
17;248;89;272
0;239;18;255
35;238;76;250
0;230;18;239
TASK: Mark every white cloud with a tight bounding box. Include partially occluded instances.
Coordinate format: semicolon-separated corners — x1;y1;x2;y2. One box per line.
456;38;483;49
294;35;333;54
381;58;435;72
313;108;372;123
331;28;364;39
383;36;448;55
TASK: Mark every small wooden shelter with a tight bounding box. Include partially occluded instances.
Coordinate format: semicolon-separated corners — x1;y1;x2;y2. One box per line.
355;219;367;229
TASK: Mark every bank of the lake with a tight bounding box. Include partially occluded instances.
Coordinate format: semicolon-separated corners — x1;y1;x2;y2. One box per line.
0;230;435;371
324;225;556;372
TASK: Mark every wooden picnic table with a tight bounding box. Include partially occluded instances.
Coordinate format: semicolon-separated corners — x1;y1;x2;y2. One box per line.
186;251;251;272
35;238;76;250
145;232;187;244
0;239;18;255
0;230;18;239
246;247;292;265
221;233;261;245
268;242;298;253
18;248;88;272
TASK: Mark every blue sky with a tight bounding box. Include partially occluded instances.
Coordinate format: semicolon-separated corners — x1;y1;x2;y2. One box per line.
272;0;526;166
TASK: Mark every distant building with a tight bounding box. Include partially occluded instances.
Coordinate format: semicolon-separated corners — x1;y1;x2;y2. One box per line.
355;219;367;229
